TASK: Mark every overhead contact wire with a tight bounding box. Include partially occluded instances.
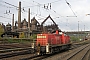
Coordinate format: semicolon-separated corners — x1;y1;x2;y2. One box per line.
65;0;77;17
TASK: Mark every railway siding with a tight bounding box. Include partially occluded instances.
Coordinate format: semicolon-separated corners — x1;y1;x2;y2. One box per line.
0;39;90;60
66;44;90;60
0;47;32;53
81;47;90;60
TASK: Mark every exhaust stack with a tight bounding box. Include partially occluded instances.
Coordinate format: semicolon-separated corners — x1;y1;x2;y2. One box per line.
18;1;21;29
56;30;59;34
28;8;30;28
12;14;14;32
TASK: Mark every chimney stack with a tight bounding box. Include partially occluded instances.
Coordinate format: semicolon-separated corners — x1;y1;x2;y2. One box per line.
12;14;14;32
28;8;30;28
18;1;21;29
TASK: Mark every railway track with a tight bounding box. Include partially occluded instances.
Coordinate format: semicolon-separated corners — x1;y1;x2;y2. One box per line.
81;48;90;60
0;40;89;60
43;43;90;60
61;44;90;60
0;47;32;53
20;54;54;60
20;42;90;60
0;43;34;60
0;48;34;59
66;44;90;60
0;43;31;49
20;55;41;60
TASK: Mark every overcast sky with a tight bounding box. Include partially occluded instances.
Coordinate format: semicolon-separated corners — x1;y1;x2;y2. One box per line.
0;0;90;31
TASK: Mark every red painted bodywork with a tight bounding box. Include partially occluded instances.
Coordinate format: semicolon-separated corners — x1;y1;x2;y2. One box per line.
36;31;70;46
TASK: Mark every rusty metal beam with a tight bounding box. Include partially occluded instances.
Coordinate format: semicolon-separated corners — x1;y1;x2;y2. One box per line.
41;15;57;25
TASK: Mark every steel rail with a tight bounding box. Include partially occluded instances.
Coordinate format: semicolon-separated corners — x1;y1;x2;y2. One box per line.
67;44;90;60
0;48;33;59
0;47;32;53
20;55;40;60
81;48;90;60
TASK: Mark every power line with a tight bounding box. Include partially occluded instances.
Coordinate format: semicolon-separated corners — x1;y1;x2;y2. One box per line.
19;0;63;20
22;0;77;19
0;15;17;20
0;3;13;8
0;15;11;24
65;0;77;17
0;0;74;22
0;0;18;8
33;0;62;5
50;0;62;3
0;0;26;12
21;0;41;8
26;0;60;18
29;0;65;17
18;0;48;20
21;1;47;20
0;0;48;24
0;16;11;20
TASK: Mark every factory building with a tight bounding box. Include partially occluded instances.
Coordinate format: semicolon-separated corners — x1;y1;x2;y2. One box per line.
1;2;59;38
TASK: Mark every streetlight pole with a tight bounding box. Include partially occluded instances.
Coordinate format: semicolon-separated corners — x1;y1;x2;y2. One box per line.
78;21;79;39
84;25;85;31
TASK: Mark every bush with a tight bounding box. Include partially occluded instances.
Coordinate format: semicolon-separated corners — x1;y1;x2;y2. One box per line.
70;36;79;42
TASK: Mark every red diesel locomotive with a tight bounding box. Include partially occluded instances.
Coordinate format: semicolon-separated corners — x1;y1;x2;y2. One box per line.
36;30;71;55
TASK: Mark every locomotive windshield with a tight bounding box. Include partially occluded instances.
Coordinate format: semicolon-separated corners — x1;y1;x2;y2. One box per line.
37;35;46;39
